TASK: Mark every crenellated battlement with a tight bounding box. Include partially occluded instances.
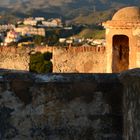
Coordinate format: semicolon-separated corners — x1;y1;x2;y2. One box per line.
34;46;54;53
0;45;106;54
34;46;106;55
53;46;106;54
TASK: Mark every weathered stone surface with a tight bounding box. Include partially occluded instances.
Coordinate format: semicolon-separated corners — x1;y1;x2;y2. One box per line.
119;68;140;140
53;47;106;73
0;71;122;140
0;47;30;71
0;46;106;73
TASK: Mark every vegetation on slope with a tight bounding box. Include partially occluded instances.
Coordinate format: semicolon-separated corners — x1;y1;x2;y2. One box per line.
74;28;105;39
72;9;114;25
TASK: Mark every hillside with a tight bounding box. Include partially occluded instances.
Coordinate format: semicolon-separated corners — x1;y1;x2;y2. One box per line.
0;0;139;24
74;28;105;39
73;9;114;25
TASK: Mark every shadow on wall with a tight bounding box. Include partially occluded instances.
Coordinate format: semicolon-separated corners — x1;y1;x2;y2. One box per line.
0;69;123;140
112;35;129;73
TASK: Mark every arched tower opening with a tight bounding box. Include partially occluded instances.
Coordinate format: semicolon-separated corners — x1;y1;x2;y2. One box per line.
112;35;129;73
103;6;140;73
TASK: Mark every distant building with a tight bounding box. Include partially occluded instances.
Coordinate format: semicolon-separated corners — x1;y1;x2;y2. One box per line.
35;17;45;21
23;17;63;28
4;30;20;44
0;24;15;31
42;18;62;27
15;26;45;36
59;38;66;43
66;39;73;44
91;39;106;46
23;18;37;26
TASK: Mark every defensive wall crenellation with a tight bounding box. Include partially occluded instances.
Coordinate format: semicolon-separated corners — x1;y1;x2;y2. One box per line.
52;46;106;55
34;46;54;53
0;46;37;55
0;46;30;53
0;45;106;55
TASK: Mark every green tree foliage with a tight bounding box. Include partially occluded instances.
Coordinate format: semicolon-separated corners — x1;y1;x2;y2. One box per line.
46;29;60;46
43;52;52;61
33;35;45;45
29;51;53;73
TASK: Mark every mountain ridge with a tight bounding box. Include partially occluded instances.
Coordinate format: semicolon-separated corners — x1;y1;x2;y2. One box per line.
0;0;139;24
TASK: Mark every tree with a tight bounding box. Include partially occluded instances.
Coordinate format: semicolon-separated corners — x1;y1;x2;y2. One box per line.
33;35;45;45
43;52;52;61
29;52;53;73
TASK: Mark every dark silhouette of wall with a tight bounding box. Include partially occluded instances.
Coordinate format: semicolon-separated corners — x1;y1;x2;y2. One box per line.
0;70;123;140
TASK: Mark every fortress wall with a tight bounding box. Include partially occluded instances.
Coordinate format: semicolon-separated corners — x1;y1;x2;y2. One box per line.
35;46;54;53
0;46;54;71
0;71;123;140
0;46;106;73
53;46;106;73
136;47;140;67
0;46;30;71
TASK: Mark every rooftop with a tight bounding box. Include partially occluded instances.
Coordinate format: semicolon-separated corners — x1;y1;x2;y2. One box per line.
112;6;140;21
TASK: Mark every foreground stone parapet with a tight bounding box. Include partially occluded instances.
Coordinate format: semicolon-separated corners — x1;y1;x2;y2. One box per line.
119;68;140;140
0;70;122;140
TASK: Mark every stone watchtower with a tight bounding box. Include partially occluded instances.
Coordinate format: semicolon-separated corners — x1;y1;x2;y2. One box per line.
103;6;140;73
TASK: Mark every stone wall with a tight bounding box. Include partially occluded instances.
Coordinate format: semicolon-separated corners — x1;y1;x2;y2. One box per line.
0;46;106;73
0;70;122;140
0;47;30;71
136;47;140;67
119;69;140;140
53;46;106;73
0;69;140;140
